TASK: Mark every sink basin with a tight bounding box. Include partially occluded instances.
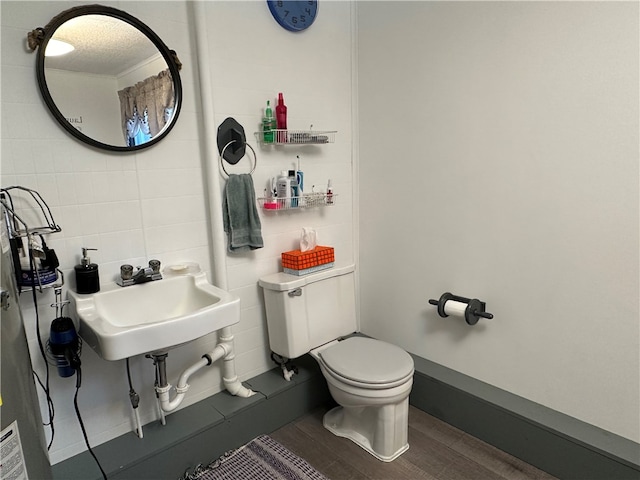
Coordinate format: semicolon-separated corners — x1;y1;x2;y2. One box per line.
68;272;240;361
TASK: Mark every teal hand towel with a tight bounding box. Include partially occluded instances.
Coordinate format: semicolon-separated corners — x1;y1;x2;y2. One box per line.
223;174;264;253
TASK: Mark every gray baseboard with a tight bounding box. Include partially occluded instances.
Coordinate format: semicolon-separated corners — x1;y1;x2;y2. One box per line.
409;354;640;480
52;355;331;480
52;352;639;480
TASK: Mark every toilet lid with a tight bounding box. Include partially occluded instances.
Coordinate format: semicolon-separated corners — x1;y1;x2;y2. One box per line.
319;337;414;385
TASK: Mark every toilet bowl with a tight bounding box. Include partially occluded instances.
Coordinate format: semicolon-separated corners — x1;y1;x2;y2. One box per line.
258;264;414;462
311;336;414;462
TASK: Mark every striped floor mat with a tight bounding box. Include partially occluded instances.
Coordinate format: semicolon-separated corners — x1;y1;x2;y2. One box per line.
181;434;329;480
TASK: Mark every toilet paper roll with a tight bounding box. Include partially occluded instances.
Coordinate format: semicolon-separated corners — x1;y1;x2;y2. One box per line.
443;299;467;317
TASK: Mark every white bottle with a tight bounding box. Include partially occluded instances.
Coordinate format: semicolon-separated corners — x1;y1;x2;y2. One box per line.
276;170;291;208
288;169;299;207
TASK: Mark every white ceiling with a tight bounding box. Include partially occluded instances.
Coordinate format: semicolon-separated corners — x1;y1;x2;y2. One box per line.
45;14;163;77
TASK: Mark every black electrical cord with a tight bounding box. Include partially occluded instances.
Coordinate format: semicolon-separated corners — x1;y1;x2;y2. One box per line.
31;369;55;446
126;358;134;387
125;358;141;416
74;367;108;480
3;187;55;447
3;189;57;450
28;247;56;449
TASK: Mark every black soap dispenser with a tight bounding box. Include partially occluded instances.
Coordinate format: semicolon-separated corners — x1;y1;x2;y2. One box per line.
75;248;100;294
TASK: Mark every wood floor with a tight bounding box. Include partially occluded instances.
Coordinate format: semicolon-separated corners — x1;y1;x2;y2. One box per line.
270;405;558;480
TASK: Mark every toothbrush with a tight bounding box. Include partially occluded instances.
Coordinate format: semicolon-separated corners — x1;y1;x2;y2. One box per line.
296;155;304;194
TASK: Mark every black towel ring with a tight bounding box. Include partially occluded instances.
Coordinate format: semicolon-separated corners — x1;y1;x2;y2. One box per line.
219;140;257;178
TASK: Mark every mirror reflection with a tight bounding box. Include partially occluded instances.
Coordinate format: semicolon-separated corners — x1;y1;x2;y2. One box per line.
31;6;182;151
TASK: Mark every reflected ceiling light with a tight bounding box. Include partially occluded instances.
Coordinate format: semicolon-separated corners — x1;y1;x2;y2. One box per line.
45;39;74;57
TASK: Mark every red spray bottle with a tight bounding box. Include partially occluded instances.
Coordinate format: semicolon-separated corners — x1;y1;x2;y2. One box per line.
276;93;287;142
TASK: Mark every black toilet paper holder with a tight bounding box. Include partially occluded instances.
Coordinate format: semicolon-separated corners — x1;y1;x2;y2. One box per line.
428;292;494;326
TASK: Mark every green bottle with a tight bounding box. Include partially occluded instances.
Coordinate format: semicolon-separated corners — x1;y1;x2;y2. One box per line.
263;100;276;143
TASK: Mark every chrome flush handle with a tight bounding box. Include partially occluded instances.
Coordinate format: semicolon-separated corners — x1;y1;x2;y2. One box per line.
288;288;302;297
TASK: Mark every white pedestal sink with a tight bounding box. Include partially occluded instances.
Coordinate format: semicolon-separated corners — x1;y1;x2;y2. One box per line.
68;271;240;361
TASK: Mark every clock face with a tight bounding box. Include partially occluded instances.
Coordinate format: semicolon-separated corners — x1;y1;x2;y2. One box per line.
267;1;318;32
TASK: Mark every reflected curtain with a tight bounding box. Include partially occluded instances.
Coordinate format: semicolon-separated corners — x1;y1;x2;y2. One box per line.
117;69;174;144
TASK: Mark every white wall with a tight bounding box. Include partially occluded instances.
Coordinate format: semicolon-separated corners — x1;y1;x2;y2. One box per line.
116;53;167;90
45;69;123;145
0;0;354;464
357;1;639;442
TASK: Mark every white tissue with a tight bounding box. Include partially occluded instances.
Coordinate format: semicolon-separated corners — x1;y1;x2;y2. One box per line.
300;227;317;252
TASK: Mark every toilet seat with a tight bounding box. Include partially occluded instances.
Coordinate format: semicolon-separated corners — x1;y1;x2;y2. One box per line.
318;337;414;389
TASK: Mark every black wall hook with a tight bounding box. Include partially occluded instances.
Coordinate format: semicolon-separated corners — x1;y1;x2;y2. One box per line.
428;292;493;326
217;117;246;165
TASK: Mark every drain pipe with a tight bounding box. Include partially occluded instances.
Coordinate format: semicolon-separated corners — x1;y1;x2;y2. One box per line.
192;1;255;401
154;335;253;414
154;344;229;413
219;328;252;396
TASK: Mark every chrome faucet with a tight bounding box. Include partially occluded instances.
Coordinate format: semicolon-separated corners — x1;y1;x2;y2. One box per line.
117;260;162;287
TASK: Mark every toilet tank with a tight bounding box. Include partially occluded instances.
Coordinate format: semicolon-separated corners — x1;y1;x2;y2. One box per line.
259;264;357;359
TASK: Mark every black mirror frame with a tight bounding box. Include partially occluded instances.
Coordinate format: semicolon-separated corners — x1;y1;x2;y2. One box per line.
32;4;183;153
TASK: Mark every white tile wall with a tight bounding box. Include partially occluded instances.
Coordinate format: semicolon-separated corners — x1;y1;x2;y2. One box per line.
1;0;354;464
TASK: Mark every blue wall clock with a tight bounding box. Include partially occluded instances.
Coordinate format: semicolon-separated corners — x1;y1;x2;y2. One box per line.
267;1;318;32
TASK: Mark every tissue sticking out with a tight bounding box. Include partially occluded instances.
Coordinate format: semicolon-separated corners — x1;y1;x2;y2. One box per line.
301;227;316;252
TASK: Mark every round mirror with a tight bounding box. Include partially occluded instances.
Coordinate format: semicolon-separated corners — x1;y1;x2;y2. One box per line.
30;5;182;152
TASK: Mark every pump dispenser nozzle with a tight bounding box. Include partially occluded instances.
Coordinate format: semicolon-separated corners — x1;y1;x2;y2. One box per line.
81;247;97;266
75;247;100;294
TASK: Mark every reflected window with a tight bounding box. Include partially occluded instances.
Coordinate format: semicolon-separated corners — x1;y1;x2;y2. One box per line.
126;107;152;147
118;69;175;146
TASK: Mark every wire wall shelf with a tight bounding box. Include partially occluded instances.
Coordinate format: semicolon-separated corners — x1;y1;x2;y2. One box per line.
255;129;336;146
258;193;336;211
1;186;61;238
1;186;63;293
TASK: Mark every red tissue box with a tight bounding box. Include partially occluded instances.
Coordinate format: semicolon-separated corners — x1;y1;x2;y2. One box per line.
281;246;335;272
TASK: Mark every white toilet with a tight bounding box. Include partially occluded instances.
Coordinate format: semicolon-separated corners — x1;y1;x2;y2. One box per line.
259;264;414;462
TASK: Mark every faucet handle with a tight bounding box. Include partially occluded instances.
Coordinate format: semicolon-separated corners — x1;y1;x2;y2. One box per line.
149;259;161;274
120;264;134;280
